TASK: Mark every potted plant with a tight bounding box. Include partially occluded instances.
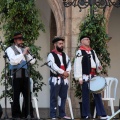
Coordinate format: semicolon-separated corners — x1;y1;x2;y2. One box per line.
73;13;111;118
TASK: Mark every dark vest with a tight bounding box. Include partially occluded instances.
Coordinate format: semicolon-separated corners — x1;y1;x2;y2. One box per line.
81;50;96;75
50;52;67;77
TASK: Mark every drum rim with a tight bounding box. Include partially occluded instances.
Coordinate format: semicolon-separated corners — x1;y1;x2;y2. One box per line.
90;76;107;93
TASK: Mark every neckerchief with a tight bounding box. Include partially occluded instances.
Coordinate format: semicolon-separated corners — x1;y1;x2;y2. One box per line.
52;49;62;55
79;45;92;52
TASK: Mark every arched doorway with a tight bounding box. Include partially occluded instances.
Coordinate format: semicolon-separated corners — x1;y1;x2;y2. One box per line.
47;0;65;36
35;0;65;109
50;11;57;50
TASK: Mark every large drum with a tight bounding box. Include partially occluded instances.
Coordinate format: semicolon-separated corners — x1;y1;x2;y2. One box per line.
90;76;107;93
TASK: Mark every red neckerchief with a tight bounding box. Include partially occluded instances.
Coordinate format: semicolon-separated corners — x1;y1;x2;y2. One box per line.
80;46;96;75
79;45;92;52
52;49;62;55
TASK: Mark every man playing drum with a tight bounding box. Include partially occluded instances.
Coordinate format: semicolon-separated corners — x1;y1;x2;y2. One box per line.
74;36;109;119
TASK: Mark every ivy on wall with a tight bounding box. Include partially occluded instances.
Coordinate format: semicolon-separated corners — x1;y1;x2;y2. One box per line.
0;0;45;100
73;13;111;99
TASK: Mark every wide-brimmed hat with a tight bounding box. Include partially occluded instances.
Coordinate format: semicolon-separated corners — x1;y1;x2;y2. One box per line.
80;35;91;41
52;36;65;44
10;32;25;43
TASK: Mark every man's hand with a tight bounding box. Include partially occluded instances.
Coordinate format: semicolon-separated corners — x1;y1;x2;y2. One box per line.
79;80;83;85
63;71;69;79
23;47;30;55
98;66;102;70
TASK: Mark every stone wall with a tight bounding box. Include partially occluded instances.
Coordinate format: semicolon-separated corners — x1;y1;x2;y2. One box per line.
0;0;115;118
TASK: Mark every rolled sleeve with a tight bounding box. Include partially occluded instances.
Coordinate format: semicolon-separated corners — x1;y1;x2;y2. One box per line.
6;47;25;65
26;54;36;64
66;54;71;74
74;50;83;81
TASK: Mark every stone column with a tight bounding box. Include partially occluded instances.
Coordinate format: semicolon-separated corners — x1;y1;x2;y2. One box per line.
66;5;89;117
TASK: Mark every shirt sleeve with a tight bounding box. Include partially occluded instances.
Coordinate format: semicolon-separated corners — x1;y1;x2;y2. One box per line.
74;50;83;81
93;50;102;73
6;47;25;65
26;54;36;64
47;53;64;75
65;54;71;74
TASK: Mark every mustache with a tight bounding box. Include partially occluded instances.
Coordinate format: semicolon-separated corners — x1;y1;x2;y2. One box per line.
18;43;23;47
59;46;63;49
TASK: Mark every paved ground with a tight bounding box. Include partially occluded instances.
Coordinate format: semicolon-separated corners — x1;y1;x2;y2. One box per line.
0;118;120;120
42;118;120;120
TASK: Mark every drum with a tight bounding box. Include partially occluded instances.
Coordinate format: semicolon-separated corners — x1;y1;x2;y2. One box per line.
90;76;107;93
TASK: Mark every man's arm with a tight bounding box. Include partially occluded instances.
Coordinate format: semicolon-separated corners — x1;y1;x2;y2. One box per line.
74;50;83;83
66;54;71;74
23;47;36;64
6;47;25;65
26;54;36;64
47;53;64;75
93;50;102;72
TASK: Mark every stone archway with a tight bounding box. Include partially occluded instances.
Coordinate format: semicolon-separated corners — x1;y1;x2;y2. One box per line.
47;0;72;56
47;0;65;36
104;6;114;33
46;0;73;116
104;0;118;33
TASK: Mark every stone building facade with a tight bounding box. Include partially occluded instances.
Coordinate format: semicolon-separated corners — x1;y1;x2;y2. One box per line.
46;0;116;118
0;0;120;119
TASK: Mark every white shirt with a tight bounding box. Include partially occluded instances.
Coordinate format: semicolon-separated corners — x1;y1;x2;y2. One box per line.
47;52;71;75
6;45;36;65
74;49;101;81
47;52;71;85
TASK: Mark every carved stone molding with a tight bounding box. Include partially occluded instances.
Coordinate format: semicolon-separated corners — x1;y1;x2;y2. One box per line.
47;0;65;36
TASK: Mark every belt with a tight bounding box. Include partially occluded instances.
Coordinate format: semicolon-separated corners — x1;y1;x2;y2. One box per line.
90;68;96;75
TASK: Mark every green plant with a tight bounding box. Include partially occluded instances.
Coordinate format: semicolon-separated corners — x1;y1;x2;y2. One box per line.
73;13;111;99
0;0;45;100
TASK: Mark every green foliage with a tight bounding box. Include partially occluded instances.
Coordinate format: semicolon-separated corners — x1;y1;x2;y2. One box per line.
72;79;82;99
73;13;111;99
0;0;45;100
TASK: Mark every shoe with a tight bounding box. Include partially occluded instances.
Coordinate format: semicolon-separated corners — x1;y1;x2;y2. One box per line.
100;115;110;119
62;116;71;119
52;118;56;119
82;116;91;119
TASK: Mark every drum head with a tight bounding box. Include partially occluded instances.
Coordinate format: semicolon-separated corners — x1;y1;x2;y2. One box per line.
90;76;106;93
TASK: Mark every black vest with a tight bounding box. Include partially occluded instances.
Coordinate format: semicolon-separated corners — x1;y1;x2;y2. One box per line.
81;50;96;75
50;52;67;77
